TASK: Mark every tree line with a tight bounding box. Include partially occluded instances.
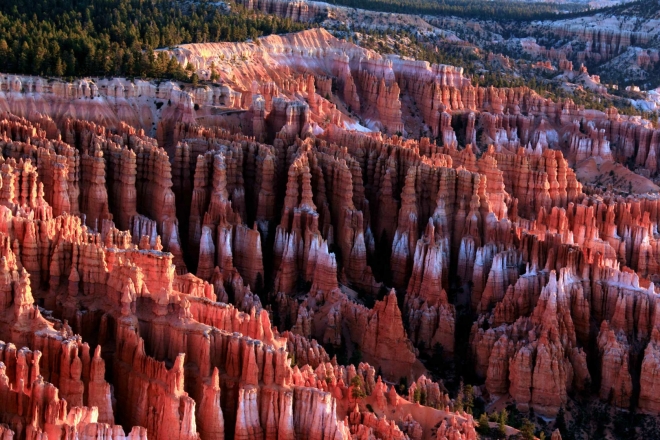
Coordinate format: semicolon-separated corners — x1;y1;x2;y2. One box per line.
0;0;308;79
325;0;588;21
324;0;653;22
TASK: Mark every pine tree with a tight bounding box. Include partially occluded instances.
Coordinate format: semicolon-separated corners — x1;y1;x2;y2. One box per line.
477;413;490;434
350;375;366;401
520;418;536;440
464;384;474;414
555;407;567;436
498;409;508;437
18;42;30;74
209;61;220;81
54;58;65;77
0;39;9;61
454;389;464;412
64;51;77;76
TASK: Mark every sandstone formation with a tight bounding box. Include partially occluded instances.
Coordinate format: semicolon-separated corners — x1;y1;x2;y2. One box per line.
0;110;484;440
0;24;659;440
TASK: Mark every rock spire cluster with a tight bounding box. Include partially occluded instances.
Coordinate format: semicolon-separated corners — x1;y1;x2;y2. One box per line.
0;26;658;440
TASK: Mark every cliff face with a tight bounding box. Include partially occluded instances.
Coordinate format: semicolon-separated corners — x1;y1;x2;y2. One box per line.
3;27;660;180
237;0;328;22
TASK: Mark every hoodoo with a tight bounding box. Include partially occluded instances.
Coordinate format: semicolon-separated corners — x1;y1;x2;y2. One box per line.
0;0;658;437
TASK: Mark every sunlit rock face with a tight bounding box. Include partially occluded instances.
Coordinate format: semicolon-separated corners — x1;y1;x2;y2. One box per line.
0;25;659;440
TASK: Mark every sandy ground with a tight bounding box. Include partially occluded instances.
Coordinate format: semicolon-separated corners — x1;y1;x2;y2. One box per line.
575;157;660;194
